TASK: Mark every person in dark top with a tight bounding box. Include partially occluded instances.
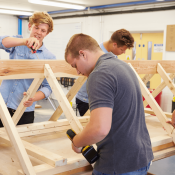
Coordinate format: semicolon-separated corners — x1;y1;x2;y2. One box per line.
65;33;153;175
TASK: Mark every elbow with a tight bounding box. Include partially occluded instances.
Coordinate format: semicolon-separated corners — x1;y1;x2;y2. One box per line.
94;126;110;140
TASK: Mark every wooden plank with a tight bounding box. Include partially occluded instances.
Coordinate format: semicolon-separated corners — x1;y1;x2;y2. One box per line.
44;64;83;134
157;63;175;96
153;147;175;161
152;142;174;152
18;158;90;175
125;60;175;74
49;76;87;121
0;94;36;175
35;105;42;108
17;117;89;134
128;63;174;136
0;134;67;167
143;73;175;107
0;117;90;138
55;165;92;175
12;78;44;125
1;60;175;78
84;110;90;116
0;60;78;78
142;74;154;85
151;135;173;148
144;108;172;118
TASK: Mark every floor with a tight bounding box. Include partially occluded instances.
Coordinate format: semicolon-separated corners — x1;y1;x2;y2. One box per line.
34;98;175;175
148;156;175;175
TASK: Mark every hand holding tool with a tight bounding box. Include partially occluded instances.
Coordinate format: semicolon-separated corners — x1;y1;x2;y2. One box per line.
30;43;39;59
30;43;37;53
67;129;99;164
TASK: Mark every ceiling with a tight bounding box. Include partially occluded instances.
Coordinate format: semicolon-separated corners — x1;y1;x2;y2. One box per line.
0;0;174;17
0;0;169;13
0;0;144;12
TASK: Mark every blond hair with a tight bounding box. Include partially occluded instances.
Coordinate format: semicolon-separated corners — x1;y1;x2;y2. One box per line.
29;11;53;33
65;33;100;61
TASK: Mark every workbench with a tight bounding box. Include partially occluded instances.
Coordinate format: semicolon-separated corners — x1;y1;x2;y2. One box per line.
0;60;174;175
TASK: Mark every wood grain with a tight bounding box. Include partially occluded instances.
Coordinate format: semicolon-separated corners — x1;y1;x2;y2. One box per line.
1;60;175;79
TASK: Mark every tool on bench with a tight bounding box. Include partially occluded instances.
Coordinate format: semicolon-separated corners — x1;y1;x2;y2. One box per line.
67;129;99;164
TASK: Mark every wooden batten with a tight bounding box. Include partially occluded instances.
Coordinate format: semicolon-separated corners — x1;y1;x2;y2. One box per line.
157;63;175;96
125;60;175;74
129;63;174;136
0;117;90;138
49;76;87;121
143;73;175;108
44;64;83;134
0;60;79;79
144;108;172;118
142;74;154;85
12;78;44;125
0;60;175;79
0;60;175;175
18;159;91;175
0;94;36;175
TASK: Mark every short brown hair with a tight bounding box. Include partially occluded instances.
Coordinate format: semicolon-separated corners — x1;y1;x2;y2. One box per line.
29;11;54;33
65;33;100;60
110;29;134;49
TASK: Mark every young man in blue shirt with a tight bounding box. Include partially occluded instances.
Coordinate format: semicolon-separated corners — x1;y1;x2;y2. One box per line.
76;29;134;116
0;11;56;126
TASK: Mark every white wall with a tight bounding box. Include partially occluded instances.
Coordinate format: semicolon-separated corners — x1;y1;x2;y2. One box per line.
0;14;18;60
1;9;175;111
43;9;175;112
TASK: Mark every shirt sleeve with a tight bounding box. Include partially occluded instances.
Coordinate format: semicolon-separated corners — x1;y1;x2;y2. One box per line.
38;78;52;98
87;71;117;112
0;35;22;53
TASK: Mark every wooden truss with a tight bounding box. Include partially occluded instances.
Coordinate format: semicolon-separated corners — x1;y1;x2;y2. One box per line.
0;60;175;175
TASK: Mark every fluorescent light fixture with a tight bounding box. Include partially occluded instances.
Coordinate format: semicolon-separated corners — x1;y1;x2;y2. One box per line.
28;0;86;10
0;9;33;16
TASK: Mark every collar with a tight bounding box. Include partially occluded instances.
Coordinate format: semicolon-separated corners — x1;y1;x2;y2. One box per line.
37;43;46;51
95;52;116;67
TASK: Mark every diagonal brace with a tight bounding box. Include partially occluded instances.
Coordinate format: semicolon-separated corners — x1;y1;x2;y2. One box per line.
44;64;83;134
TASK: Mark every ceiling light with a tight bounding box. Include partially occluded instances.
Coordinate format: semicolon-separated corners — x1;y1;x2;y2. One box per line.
28;0;86;10
0;9;33;16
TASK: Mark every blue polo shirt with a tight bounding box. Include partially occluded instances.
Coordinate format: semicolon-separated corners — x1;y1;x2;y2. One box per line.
0;35;56;111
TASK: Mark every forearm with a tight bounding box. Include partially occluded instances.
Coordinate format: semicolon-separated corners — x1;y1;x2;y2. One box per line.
2;37;26;48
73;122;107;147
73;108;112;147
33;91;45;102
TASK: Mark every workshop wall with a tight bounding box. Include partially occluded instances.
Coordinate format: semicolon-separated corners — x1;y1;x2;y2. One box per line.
0;9;175;112
0;14;18;60
47;9;175;112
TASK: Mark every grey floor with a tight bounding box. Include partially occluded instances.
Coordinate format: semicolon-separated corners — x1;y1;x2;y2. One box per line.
35;98;80;123
34;98;65;123
148;156;175;175
34;99;175;175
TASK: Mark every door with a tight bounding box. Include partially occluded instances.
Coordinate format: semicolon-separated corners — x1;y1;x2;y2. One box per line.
118;32;164;89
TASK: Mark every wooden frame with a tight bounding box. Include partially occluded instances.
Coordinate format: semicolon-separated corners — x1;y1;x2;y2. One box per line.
0;60;175;175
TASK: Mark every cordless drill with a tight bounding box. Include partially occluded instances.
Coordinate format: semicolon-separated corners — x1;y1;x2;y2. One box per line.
67;129;99;164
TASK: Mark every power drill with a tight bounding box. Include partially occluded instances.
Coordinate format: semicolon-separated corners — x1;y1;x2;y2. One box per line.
67;129;99;164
